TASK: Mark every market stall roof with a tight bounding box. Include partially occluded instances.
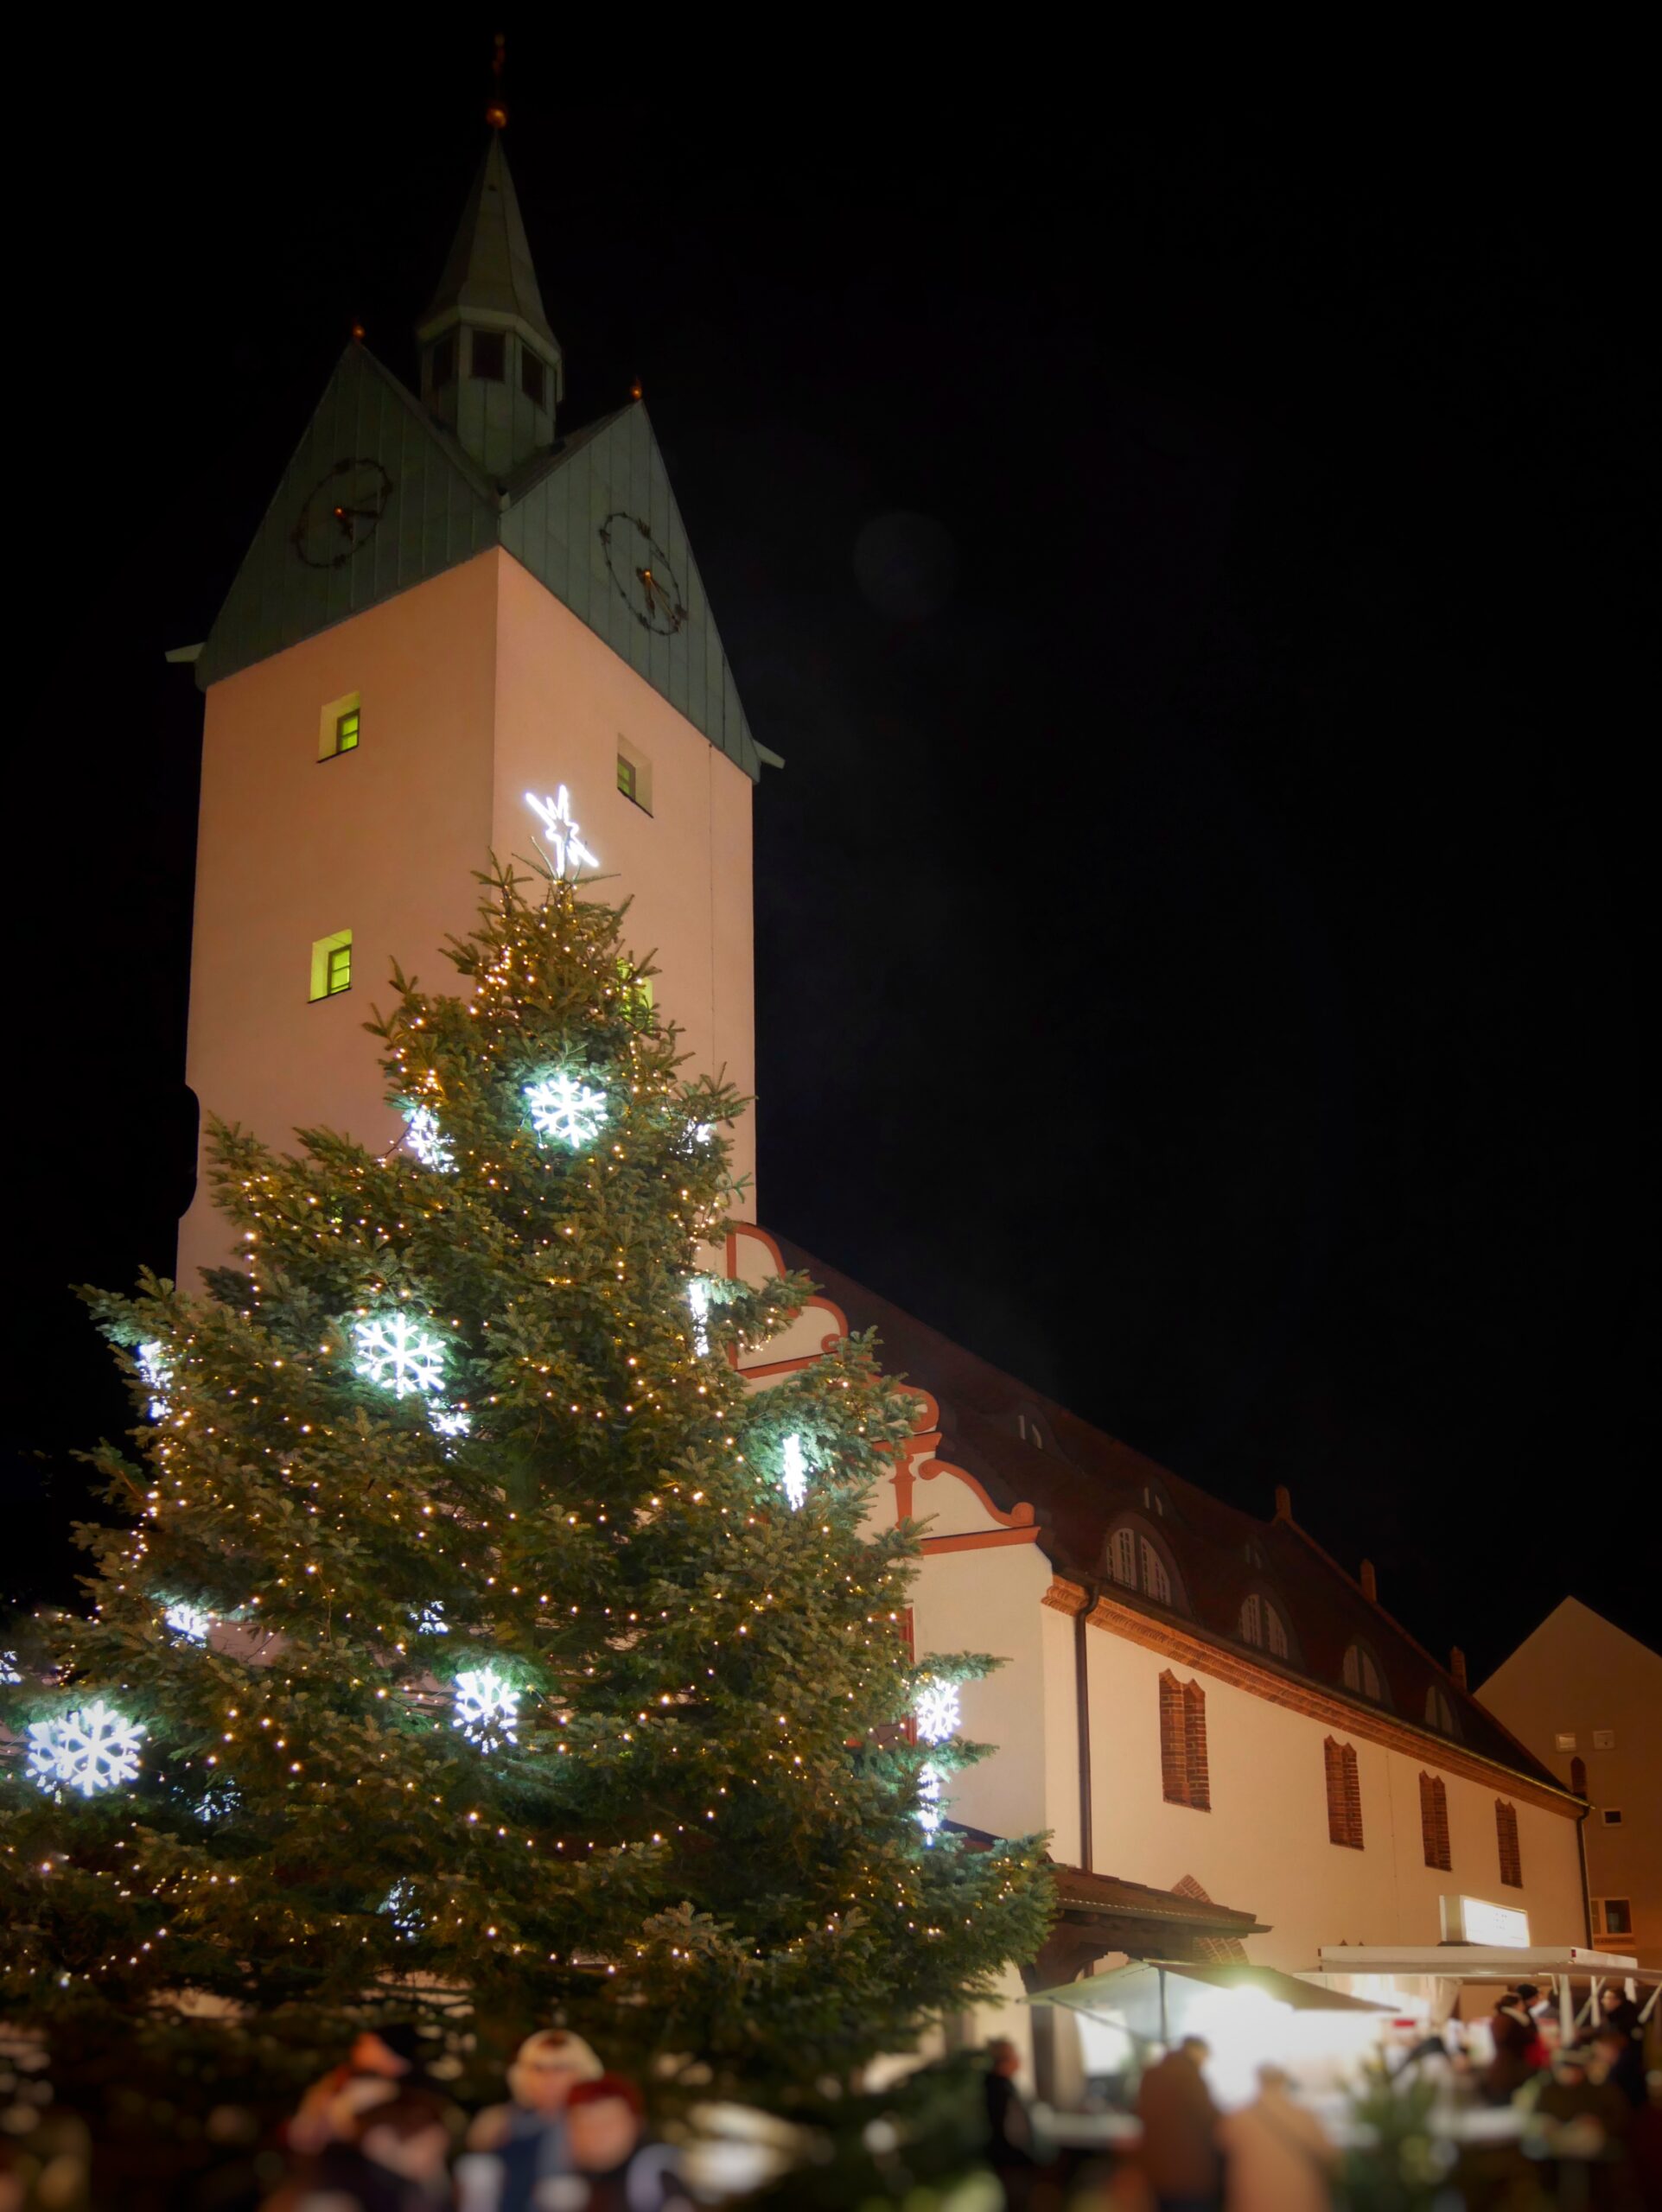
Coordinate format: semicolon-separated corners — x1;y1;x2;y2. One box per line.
1313;1945;1656;1983
1033;1959;1393;2016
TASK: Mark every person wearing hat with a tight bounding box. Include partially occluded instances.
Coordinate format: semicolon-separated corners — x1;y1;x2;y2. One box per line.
289;2022;432;2156
459;2028;604;2212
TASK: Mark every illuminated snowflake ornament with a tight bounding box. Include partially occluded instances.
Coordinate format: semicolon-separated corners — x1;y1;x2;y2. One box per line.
353;1312;448;1399
914;1678;962;1746
429;1404;472;1440
413;1603;449;1637
687;1277;712;1357
196;1780;240;1823
402;1104;455;1173
26;1701;146;1799
780;1433;811;1513
382;1879;422;1941
524;785;599;879
525;1071;608;1149
451;1666;520;1752
917;1761;945;1843
0;1651;20;1686
164;1601;212;1646
137;1341;170;1420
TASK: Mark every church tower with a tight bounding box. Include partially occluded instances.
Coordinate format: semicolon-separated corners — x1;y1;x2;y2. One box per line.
178;122;773;1288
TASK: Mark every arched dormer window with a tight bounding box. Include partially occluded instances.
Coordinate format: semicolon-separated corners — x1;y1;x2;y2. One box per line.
1106;1520;1180;1609
1342;1641;1390;1706
1238;1591;1290;1661
1424;1684;1459;1738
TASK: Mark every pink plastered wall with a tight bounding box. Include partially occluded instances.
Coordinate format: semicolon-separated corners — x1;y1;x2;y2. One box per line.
488;553;756;1208
179;546;756;1291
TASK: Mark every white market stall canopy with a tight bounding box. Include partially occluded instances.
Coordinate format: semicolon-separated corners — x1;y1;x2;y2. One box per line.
1310;1945;1661;2032
1032;1959;1393;2043
1314;1945;1651;1981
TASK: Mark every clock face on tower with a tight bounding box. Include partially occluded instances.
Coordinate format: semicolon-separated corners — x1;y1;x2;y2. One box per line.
290;458;394;569
598;512;689;635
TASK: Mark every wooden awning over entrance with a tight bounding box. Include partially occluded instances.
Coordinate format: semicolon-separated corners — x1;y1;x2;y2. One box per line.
1027;1864;1270;1991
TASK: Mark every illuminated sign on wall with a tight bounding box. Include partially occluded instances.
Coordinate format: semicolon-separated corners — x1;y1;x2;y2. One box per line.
1440;1894;1531;1947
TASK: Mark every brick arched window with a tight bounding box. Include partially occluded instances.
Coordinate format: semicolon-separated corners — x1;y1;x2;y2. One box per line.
1419;1772;1451;1870
1159;1670;1210;1810
1324;1738;1363;1849
1496;1799;1523;1889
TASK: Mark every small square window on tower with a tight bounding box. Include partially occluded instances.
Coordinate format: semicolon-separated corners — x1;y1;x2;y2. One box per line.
521;350;547;408
471;329;506;381
616;737;653;815
319;690;361;761
309;929;353;1002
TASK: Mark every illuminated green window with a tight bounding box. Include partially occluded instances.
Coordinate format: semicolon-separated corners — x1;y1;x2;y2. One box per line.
616;739;653;814
309;929;353;1001
319;690;361;761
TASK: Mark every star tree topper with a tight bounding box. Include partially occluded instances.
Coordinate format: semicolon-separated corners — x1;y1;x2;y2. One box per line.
525;785;598;879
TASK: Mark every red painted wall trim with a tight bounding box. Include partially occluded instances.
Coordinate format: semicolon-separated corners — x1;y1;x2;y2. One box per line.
920;1525;1043;1554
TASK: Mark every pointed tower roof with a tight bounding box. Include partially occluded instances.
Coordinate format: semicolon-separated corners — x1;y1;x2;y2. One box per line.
418;135;557;347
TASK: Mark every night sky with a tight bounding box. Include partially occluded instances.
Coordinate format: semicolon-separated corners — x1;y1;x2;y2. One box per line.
10;46;1650;1681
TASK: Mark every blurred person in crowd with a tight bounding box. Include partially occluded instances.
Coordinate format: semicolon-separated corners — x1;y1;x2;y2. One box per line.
981;2037;1038;2207
563;2075;691;2212
1483;1989;1541;2102
1535;2047;1633;2212
1515;1984;1551;2068
1137;2036;1220;2212
1599;1986;1643;2041
460;2030;602;2211
290;2024;430;2155
274;2086;452;2212
1594;2021;1647;2111
1217;2063;1335;2212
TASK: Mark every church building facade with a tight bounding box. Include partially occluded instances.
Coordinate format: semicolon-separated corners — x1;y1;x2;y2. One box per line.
177;126;1590;2075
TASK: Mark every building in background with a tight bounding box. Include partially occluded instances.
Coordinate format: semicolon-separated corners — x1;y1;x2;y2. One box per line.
1480;1599;1659;1966
727;1225;1588;2088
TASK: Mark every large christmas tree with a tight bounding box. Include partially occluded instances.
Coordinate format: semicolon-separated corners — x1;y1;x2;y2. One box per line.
0;863;1049;2094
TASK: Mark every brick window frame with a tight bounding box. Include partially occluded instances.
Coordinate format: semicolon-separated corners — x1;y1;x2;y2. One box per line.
1324;1737;1363;1849
1419;1771;1451;1871
1159;1669;1210;1811
1495;1798;1523;1888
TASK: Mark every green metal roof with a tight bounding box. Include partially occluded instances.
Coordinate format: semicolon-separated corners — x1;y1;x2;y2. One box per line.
418;134;557;347
196;346;774;780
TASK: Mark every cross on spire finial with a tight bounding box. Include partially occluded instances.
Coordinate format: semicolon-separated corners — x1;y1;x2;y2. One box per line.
485;32;508;130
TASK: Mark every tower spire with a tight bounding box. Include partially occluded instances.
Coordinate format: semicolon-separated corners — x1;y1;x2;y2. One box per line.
415;82;563;479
